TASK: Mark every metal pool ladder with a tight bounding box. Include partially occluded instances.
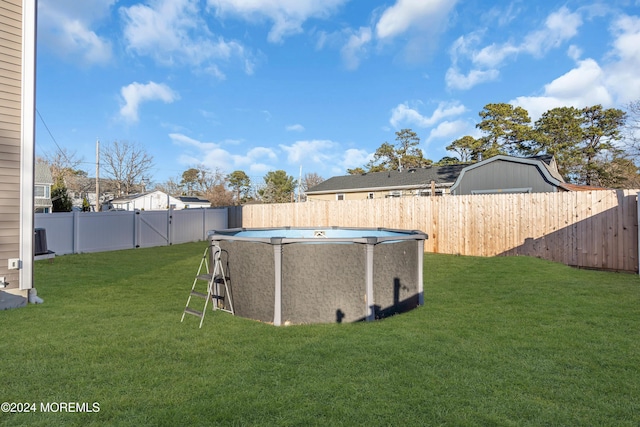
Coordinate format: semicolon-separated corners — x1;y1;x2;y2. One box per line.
181;243;234;328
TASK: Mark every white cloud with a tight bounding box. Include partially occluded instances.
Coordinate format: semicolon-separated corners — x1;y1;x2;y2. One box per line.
446;6;583;91
472;43;519;69
171;133;372;178
510;14;640;120
37;0;114;65
374;0;458;64
473;7;582;67
279;140;336;164
503;13;640;120
375;0;457;40
246;147;278;161
232;148;277;175
341;27;372;70
234;148;277;174
445;67;499;91
426;120;471;143
247;163;273;174
544;59;606;99
340;148;373;172
169;133;278;173
482;3;521;27
604;15;640;104
286;124;305;132
174;140;236;169
445;34;501;90
169;132;216;149
207;0;348;43
522;7;582;57
567;45;583;61
120;82;179;122
511;59;612;120
390;102;466;128
120;0;253;75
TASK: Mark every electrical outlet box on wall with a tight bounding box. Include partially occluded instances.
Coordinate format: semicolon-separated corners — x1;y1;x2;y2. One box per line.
8;259;20;270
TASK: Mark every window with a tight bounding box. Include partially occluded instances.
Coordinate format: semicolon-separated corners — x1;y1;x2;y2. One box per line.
417;189;444;197
471;188;532;195
386;191;401;198
336;193;345;201
367;192;374;199
35;185;50;198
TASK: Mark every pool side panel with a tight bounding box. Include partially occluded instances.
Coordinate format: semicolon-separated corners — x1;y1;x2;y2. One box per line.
372;240;420;319
281;243;367;324
218;240;275;323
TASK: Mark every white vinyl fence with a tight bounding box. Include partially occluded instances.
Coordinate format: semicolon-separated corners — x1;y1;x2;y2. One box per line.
35;208;228;255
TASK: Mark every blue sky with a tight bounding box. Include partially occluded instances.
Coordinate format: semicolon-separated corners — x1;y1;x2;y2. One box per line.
35;0;640;187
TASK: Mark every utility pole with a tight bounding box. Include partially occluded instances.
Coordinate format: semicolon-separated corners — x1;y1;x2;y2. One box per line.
95;139;100;212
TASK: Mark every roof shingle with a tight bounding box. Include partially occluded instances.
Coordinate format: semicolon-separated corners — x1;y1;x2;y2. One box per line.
307;165;467;194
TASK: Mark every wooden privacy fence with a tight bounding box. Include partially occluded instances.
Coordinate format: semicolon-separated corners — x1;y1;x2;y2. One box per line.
240;190;640;272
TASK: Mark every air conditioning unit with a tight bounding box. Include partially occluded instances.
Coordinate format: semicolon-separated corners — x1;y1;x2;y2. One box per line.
34;228;48;256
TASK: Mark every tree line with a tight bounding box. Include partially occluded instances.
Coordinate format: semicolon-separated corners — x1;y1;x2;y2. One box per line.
351;102;640;189
42;100;640;211
152;168;325;206
42;142;325;210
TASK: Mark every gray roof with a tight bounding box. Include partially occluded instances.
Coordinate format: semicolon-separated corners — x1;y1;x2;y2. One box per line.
178;196;210;204
35;162;53;185
306;165;467;194
111;192;152;203
527;154;565;182
449;154;566;194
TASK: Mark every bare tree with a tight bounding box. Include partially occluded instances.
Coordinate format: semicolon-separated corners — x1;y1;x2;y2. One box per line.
206;183;234;207
173;165;234;206
302;172;324;191
101;141;154;196
623;100;640;158
43;148;83;182
153;177;183;197
300;172;324;201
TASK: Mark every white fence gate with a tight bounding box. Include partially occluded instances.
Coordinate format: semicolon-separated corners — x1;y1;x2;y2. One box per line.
35;208;228;255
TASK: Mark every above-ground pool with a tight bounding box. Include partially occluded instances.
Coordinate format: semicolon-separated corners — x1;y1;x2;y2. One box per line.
207;227;427;325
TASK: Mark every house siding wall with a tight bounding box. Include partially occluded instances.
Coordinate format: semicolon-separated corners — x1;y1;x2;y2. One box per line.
454;160;557;195
307;187;451;201
0;0;23;290
308;190;386;201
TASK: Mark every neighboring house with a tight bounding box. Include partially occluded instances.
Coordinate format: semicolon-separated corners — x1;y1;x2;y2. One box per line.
306;165;467;201
307;155;591;202
0;0;38;309
110;192;212;210
177;196;211;209
66;176;118;211
110;191;181;211
450;155;584;195
34;161;53;213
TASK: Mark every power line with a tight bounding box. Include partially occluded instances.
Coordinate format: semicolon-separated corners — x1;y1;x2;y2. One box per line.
36;108;73;165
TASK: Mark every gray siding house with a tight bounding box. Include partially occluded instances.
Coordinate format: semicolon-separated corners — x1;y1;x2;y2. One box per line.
34;161;53;213
450;155;573;195
0;0;37;308
308;155;587;202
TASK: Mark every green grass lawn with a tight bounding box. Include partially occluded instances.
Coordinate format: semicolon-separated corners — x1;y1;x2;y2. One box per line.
1;242;639;426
